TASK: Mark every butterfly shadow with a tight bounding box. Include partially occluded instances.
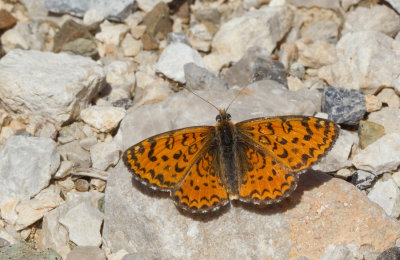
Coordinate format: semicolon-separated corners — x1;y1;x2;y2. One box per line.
236;170;333;216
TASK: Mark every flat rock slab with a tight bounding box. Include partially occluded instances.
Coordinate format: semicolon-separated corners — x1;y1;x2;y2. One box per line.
103;163;400;259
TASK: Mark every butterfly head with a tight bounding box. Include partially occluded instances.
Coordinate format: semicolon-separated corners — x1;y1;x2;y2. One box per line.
216;109;232;122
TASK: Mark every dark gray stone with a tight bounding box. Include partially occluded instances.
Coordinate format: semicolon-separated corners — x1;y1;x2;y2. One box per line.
377;247;400;260
112;98;133;110
351;170;377;190
221;46;272;88
322;86;366;125
252;58;287;87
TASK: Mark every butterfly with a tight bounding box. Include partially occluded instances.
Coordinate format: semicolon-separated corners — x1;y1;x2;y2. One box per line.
123;109;339;213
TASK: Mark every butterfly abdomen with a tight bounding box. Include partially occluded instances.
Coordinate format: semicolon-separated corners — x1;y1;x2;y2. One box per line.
215;119;239;197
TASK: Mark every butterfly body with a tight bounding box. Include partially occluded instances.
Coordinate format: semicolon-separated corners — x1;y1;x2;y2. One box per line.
123;109;339;213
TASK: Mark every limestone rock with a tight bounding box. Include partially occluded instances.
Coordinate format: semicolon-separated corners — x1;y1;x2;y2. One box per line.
0;49;105;125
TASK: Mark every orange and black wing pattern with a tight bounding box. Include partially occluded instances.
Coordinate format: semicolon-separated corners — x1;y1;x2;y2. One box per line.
123;126;213;191
172;150;229;213
237;144;298;204
236;116;339;172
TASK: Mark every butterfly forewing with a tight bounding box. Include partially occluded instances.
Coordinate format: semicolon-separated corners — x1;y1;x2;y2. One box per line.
123;126;213;190
236;116;339;172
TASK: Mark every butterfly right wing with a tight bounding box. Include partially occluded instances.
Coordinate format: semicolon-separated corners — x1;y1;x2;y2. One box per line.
123;126;213;191
237;143;298;204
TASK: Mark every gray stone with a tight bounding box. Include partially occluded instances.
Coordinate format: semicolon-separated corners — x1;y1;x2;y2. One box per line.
0;242;62;260
377;247;400;260
0;49;105;125
351;170;377;190
58;140;92;169
184;63;228;91
322;86;366;126
387;0;400;14
66;246;105;260
44;0;134;22
221;46;271;88
103;163;400;259
368;175;400;218
0;136;60;202
59;201;104;247
90;141;121;171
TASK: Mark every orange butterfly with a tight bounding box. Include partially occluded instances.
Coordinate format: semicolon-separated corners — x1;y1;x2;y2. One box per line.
123;109;339;213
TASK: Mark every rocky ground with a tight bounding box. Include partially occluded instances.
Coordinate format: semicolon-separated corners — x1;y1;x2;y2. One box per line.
0;0;400;259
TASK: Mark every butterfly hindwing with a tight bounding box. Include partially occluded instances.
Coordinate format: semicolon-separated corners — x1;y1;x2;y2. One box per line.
236;116;339;172
123;126;213;190
237;143;298;204
172;150;229;213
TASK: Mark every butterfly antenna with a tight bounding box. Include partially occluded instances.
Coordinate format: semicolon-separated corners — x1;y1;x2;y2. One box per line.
226;85;249;112
183;86;220;112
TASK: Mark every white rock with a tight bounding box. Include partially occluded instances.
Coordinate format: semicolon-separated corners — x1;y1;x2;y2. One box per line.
59;201;104;247
210;6;293;63
15;185;64;230
121;33;142;57
0;23;29;52
341;0;361;10
155;42;205;83
0;49;105;125
368;175;400;218
298;40;337;69
352;133;400;175
79;136;98;151
104;60;136;87
83;9;105;26
80;106;126;133
0;197;20;225
368;108;400;134
95;20;129;46
0;136;60;203
90;142;121;171
343;5;400;37
313;130;357;172
42;190;103;258
54;160;74;179
386;0;400;15
286;0;340;8
377;88;400;109
318;31;400;94
392;171;400;188
133;79;172;107
320;244;356;260
136;0;173;12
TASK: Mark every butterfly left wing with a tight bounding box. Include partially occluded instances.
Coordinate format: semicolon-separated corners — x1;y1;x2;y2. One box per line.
123;126;213;191
236;116;339;172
